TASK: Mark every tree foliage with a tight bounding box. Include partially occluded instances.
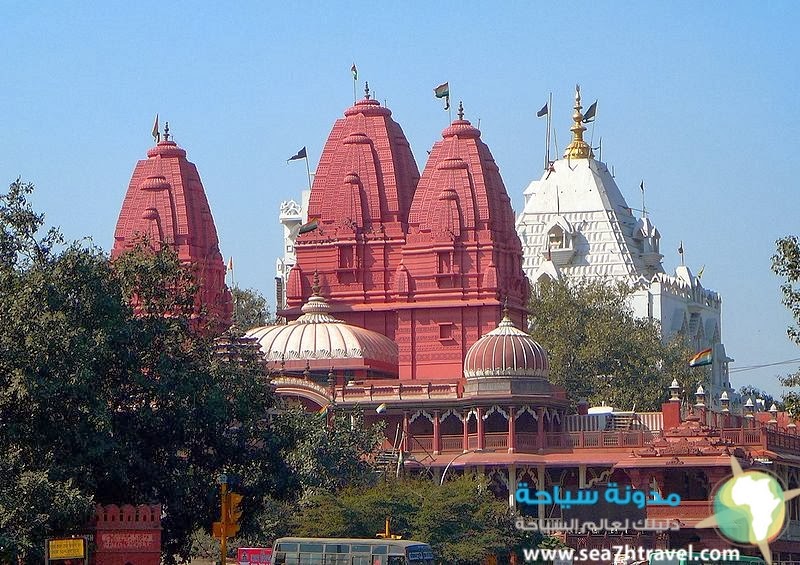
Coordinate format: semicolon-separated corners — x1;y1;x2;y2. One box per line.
0;181;277;562
289;475;519;564
528;278;696;410
231;286;272;330
772;236;800;418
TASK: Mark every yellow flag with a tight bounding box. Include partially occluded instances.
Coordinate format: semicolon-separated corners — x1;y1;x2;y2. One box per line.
227;257;233;271
152;114;160;142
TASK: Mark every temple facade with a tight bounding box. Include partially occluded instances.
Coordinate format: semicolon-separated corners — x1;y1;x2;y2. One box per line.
515;87;733;410
107;91;800;562
253;89;800;560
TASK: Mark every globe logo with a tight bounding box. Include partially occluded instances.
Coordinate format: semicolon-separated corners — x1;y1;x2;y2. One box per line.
712;470;785;544
697;456;800;565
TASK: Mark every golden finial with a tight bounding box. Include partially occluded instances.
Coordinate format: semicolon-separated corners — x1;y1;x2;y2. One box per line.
563;84;594;159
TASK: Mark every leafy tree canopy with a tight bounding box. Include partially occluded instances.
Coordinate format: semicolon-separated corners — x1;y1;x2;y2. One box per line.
0;181;382;562
772;236;800;418
231;286;272;330
288;475;519;564
528;278;696;410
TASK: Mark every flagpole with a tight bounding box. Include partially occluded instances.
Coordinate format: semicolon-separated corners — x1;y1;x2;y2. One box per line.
304;153;312;192
641;181;646;218
544;92;552;170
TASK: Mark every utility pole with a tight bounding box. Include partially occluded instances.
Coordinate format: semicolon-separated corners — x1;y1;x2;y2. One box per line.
219;475;228;565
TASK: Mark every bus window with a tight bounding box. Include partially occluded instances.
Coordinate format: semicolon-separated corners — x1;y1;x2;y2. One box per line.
371;545;388;555
387;557;406;565
351;557;371;565
325;544;350;554
300;543;324;553
276;543;298;553
371;557;387;565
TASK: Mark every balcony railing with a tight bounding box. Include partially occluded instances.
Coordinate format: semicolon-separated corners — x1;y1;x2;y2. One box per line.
766;429;800;453
440;435;462;453
407;429;654;455
485;432;508;450
719;428;762;445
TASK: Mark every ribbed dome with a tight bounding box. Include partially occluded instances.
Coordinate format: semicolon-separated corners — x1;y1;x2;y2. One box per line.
245;288;398;366
464;312;549;378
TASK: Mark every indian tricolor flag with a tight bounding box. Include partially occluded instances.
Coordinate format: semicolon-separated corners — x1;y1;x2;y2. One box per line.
689;347;713;367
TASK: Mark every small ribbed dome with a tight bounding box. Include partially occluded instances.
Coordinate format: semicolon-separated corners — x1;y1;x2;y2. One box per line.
245;282;398;367
147;139;187;159
464;311;549;378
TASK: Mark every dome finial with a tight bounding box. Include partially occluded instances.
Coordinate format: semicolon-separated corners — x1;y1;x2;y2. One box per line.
364;81;371;100
457;101;464;121
164;121;171;142
563;84;593;159
502;295;509;318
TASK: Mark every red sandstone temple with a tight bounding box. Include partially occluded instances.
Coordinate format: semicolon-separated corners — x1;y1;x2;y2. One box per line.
247;91;800;560
111;92;800;562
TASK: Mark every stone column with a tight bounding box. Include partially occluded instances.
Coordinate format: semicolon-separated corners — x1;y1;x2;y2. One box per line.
578;464;587;488
462;410;470;453
507;406;516;454
537;465;547;521
402;412;409;453
433;410;441;455
476;407;485;450
508;464;517;509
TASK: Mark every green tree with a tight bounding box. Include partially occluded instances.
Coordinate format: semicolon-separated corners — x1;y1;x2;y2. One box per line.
0;181;279;562
772;236;800;418
231;286;272;330
528;278;696;410
290;475;519;564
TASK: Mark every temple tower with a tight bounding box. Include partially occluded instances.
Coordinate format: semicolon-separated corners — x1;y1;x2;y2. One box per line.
285;85;420;338
516;87;732;404
397;103;528;380
112;127;232;333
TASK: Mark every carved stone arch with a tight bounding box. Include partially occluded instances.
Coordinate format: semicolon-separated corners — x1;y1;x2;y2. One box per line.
273;377;332;410
409;410;434;424
515;405;538;420
587;469;612;488
483;405;509;420
439;408;463;422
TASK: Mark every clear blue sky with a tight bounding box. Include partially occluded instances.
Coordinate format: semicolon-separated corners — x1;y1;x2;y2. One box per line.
2;1;799;398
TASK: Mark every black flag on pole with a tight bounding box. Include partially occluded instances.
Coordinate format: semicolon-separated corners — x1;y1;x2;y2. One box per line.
288;147;307;161
582;100;598;123
536;103;548;118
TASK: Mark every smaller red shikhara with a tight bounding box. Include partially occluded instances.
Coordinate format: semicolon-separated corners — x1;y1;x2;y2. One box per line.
111;135;232;335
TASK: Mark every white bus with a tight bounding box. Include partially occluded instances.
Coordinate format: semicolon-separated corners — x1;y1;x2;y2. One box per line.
271;537;435;565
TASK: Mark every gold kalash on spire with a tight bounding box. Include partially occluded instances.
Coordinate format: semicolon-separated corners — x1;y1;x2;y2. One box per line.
563;84;594;159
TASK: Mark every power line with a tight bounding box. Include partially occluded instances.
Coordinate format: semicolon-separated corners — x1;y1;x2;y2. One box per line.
729;357;800;374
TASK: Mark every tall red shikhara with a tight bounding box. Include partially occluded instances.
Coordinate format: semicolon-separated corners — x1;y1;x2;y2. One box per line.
112;136;232;334
286;97;527;380
286;86;420;338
